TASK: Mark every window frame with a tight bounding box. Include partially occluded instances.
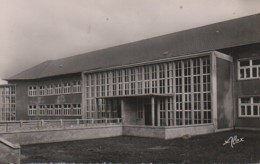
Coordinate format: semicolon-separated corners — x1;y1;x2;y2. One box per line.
239;96;260;117
238;58;260;80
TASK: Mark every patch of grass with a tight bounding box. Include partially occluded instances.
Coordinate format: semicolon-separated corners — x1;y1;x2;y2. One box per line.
21;130;260;163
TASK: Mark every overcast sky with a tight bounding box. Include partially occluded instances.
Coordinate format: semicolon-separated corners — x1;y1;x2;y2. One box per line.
0;0;260;84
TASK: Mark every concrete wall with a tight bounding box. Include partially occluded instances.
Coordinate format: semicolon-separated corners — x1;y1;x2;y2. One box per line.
0;123;217;147
0;125;122;145
220;43;260;129
123;125;165;139
216;57;234;129
123;124;214;139
165;124;214;139
0;137;20;163
9;73;82;120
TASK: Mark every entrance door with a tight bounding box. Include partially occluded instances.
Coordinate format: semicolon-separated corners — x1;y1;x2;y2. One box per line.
144;104;152;125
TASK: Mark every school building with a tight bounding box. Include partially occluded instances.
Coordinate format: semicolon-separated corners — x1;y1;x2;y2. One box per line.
0;14;260;138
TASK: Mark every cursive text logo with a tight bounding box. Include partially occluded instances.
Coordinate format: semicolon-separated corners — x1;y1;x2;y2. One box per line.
223;135;245;148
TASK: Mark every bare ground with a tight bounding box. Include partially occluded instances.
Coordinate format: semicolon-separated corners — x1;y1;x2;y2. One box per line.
21;130;260;163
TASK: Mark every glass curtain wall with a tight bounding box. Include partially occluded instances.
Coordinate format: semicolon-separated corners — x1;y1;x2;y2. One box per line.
84;56;212;126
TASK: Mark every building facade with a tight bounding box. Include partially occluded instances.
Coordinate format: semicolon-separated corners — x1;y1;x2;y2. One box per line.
1;14;260;138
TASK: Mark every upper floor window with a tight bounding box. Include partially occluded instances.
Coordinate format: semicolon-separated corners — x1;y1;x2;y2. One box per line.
39;86;45;96
239;97;260;117
28;86;37;96
54;84;62;95
46;84;53;95
63;82;71;94
72;81;81;93
239;58;260;80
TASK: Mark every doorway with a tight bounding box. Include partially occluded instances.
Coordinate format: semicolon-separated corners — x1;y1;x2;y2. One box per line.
144;104;152;125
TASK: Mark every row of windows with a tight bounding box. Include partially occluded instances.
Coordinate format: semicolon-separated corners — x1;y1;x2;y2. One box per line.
239;58;260;79
160;97;211;126
28;104;81;116
85;57;210;98
239;97;260;117
0;87;15;95
28;81;81;96
175;57;211;126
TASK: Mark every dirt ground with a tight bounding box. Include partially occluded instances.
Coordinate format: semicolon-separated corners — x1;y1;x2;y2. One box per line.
21;130;260;163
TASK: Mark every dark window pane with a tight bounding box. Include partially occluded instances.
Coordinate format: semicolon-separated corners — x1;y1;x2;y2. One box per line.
241;106;245;115
253;68;257;77
253;106;258;115
240;69;244;78
246;68;250;78
240;60;250;67
241;97;250;103
247;106;251;115
253;59;260;65
253;97;260;103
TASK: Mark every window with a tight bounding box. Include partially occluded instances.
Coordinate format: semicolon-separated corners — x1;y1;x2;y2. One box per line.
72;104;81;116
72;81;81;93
239;97;260;117
28;105;37;116
39;85;45;96
64;104;71;115
239;58;260;79
54;84;62;94
28;86;37;96
46;105;53;115
54;104;62;115
63;82;71;94
46;84;53;95
39;105;45;115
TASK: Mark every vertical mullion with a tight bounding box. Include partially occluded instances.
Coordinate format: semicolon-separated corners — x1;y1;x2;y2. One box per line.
151;96;155;126
135;68;138;94
142;66;145;94
109;72;112;96
164;63;167;94
165;98;168;126
116;71;119;96
122;69;125;95
157;64;160;94
181;61;185;125
94;74;97;118
82;73;86;118
157;99;160;126
250;60;253;78
238;98;241;117
104;73;107;97
191;59;195;125
172;62;176;126
251;97;254;117
129;69;132;95
200;58;204;124
149;65;152;94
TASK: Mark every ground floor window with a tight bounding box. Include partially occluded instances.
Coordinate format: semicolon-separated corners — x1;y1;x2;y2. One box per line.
239;97;260;117
28;105;37;116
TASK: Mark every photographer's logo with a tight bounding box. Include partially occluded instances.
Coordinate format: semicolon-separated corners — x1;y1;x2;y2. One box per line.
223;135;245;148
